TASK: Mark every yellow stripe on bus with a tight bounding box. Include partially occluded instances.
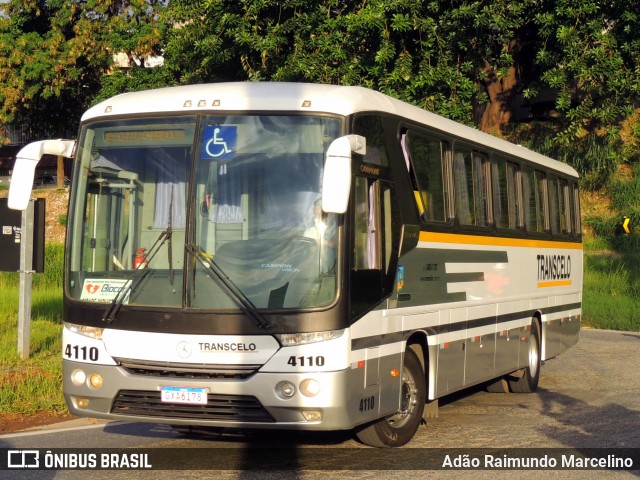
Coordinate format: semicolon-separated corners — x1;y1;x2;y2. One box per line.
419;231;583;250
537;280;573;288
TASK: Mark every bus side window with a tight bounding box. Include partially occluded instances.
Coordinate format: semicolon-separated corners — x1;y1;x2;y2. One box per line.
401;130;448;223
571;182;581;236
558;178;572;235
522;167;547;233
353;115;389;167
548;174;561;235
353;175;395;269
539;170;549;232
354;176;380;270
453;145;489;227
559;179;571;235
492;157;520;230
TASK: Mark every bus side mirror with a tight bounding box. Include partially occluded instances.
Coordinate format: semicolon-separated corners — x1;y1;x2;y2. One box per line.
8;139;75;210
321;135;366;214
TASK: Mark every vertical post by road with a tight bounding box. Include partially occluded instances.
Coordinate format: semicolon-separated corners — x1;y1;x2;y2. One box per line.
57;155;65;189
18;198;34;359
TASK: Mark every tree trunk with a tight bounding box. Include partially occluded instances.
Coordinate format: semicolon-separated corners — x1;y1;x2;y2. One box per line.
477;60;518;136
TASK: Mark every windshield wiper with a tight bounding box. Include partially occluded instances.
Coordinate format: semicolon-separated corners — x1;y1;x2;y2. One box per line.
185;242;271;329
101;227;172;324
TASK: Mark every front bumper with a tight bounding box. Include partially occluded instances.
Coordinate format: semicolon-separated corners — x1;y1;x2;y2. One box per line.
63;360;370;431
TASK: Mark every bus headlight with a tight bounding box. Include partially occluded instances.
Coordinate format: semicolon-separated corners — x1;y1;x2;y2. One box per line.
275;329;344;346
65;323;104;340
300;379;321;397
70;369;86;386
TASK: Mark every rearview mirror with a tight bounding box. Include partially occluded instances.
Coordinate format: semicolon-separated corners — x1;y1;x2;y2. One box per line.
321;135;366;214
8;139;75;210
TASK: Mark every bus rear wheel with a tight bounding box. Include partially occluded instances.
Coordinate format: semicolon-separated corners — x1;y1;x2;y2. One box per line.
355;348;426;447
508;319;541;393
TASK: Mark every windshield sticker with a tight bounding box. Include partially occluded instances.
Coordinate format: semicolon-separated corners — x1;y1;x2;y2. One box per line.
81;279;131;304
201;125;237;160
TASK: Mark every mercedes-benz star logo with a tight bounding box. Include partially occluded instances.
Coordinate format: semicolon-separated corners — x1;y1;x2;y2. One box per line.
176;341;192;359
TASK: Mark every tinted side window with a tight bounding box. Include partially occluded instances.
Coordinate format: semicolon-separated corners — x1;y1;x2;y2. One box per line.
548;175;561;235
402;130;447;222
492;156;519;230
453;145;489;227
559;178;572;235
522;167;546;233
571;182;581;236
353;176;380;270
353;115;389;167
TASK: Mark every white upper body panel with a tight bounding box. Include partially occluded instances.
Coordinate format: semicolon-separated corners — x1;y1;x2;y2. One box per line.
83;82;578;178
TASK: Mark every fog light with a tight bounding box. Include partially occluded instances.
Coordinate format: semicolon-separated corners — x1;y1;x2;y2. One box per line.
279;381;296;398
75;397;90;409
88;373;104;389
71;369;86;386
301;411;322;422
300;379;321;397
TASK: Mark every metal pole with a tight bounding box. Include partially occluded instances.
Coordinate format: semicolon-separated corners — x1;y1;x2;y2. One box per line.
17;198;34;359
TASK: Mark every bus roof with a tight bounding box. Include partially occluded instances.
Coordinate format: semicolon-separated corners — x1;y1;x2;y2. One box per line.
83;82;578;178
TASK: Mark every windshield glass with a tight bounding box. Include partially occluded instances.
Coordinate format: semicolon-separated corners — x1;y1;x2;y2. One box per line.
66;115;342;311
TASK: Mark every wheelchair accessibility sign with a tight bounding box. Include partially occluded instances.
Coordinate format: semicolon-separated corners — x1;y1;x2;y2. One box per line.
202;125;237;160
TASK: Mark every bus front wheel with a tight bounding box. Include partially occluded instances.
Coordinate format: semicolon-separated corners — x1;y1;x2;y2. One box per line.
355;348;426;447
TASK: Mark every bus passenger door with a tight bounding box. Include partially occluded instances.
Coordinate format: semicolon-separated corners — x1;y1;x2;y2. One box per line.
350;176;403;418
351;176;383;314
351;177;399;313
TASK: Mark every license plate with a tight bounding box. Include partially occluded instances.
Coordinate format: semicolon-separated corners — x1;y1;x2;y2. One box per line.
160;387;208;405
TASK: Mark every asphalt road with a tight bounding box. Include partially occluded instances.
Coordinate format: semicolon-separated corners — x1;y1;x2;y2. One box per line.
1;328;639;479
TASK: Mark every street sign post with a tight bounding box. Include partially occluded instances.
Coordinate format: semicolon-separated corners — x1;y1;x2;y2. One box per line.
0;198;45;359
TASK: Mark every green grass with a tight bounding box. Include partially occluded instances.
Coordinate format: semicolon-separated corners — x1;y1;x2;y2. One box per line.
580;165;640;332
582;252;640;331
0;244;66;415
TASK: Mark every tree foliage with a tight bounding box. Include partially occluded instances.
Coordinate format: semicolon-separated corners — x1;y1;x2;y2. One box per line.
163;0;517;125
508;0;640;188
2;0;640;189
0;0;168;141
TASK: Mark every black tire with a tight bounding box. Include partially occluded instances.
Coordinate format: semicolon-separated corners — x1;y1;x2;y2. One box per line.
508;320;541;393
355;348;426;447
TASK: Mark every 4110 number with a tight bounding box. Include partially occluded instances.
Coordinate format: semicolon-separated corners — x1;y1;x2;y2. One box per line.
64;344;99;362
287;355;325;367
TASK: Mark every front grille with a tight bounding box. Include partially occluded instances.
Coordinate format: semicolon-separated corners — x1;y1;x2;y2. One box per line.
115;358;260;379
112;390;275;422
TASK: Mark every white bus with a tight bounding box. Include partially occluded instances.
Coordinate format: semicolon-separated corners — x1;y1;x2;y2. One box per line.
9;82;582;447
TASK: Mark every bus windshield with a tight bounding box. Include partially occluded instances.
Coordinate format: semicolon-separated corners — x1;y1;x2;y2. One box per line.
66;115;342;312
